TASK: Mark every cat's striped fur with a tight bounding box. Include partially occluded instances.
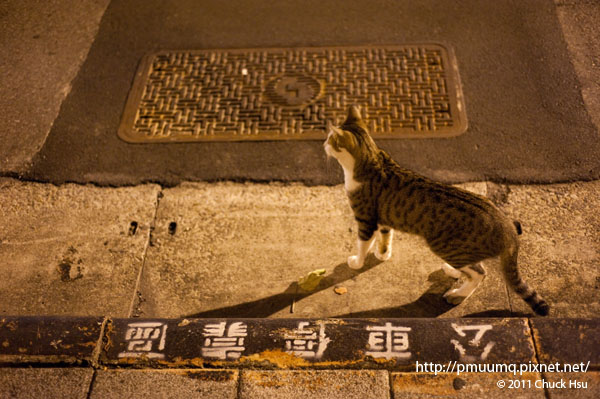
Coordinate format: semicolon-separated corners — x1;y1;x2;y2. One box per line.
324;106;549;316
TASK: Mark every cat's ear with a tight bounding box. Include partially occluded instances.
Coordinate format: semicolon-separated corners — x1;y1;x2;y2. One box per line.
344;105;362;125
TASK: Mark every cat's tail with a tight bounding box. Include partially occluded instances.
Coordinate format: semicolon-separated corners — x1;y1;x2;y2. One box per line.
501;241;550;316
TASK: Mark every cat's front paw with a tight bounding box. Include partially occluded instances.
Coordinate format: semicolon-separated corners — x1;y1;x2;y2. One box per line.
347;255;363;269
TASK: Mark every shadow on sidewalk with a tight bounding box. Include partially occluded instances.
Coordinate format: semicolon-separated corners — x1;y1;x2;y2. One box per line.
185;256;384;318
184;258;508;318
333;270;456;318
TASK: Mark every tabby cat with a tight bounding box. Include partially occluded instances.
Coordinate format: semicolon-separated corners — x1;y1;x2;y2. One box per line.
324;106;549;316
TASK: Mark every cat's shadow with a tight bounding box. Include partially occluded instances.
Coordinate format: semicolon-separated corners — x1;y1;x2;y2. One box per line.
185;255;384;318
332;269;456;318
184;257;477;318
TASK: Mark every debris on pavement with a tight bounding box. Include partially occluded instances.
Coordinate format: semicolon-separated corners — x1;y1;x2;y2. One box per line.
298;269;326;291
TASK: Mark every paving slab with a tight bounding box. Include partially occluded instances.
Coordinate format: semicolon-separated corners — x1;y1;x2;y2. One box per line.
544;371;600;398
392;372;544;398
24;0;600;186
0;367;93;399
137;182;510;319
239;370;390;399
530;318;599;369
0;179;160;316
101;318;535;370
0;0;110;173
89;369;238;399
496;181;600;317
0;316;104;365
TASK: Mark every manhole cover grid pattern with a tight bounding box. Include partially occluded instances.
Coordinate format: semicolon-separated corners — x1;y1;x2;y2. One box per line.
119;45;466;142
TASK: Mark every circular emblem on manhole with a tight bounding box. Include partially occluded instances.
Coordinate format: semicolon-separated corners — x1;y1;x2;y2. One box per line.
265;74;323;107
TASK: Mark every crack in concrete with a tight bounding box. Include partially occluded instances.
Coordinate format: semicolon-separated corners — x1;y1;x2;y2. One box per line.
90;317;108;369
127;189;163;318
85;369;98;399
527;318;552;399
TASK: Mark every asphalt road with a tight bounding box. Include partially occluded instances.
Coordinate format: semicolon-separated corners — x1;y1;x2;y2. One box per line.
23;0;600;186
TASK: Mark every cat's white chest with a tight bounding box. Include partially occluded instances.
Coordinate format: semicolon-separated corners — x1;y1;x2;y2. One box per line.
338;153;361;192
324;139;362;192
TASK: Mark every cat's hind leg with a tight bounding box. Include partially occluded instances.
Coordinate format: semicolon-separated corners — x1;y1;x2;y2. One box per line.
374;226;393;261
443;263;486;305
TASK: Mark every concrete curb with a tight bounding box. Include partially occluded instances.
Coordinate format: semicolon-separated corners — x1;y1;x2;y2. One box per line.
0;316;105;366
0;317;597;371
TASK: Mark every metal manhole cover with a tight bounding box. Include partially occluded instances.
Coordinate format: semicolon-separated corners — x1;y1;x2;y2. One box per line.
119;44;467;143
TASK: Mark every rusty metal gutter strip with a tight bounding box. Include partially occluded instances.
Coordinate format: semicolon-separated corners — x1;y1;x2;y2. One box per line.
0;317;597;371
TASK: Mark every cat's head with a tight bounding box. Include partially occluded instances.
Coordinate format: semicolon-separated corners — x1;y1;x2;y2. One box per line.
324;106;379;163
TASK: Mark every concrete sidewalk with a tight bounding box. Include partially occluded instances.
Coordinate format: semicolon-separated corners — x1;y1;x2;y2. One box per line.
1;178;599;319
0;178;599;399
1;367;598;399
